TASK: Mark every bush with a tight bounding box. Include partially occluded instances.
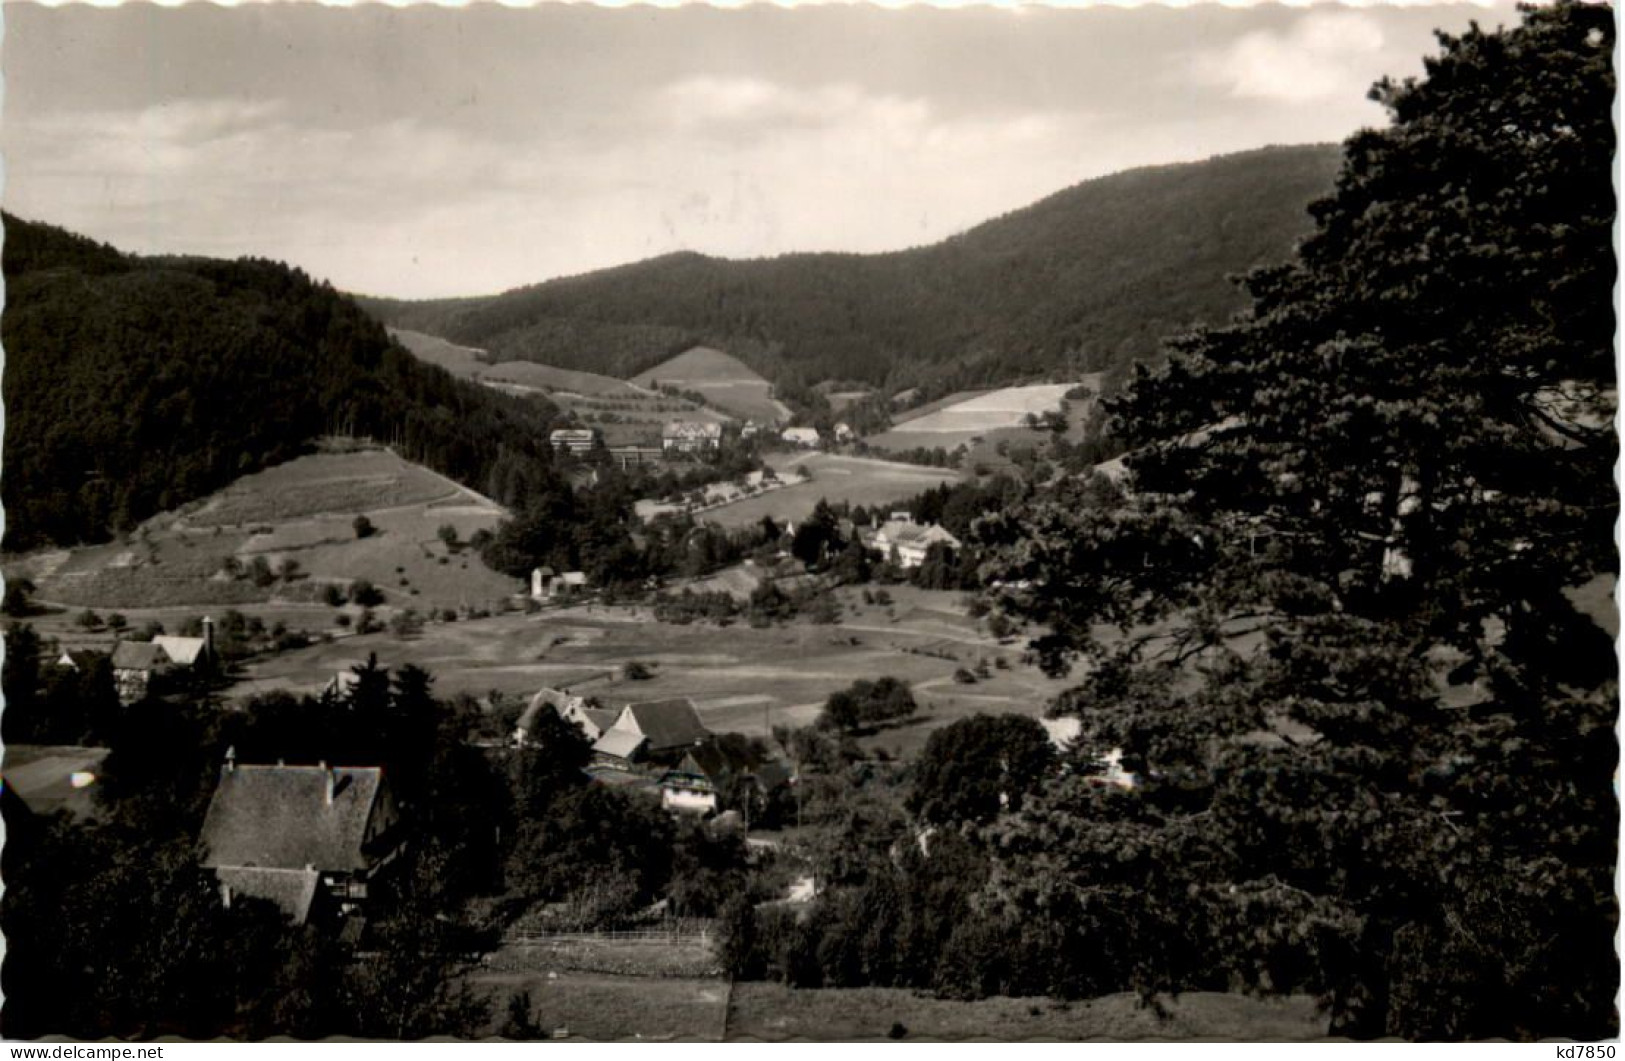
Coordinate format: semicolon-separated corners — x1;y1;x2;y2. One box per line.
953;668;977;685
321;583;346;607
623;660;654;681
352;515;376;539
820;676;917;733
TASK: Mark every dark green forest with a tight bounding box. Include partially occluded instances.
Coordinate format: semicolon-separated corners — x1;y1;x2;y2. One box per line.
2;216;564;550
359;144;1341;396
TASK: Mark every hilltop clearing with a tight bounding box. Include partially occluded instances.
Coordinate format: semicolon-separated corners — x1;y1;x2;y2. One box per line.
632;346;790;424
4;445;519;628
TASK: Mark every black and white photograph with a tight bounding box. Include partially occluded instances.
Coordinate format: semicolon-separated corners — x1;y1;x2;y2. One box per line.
0;0;1615;1043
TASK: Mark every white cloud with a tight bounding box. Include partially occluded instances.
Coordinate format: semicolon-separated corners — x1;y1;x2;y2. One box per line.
1192;11;1390;103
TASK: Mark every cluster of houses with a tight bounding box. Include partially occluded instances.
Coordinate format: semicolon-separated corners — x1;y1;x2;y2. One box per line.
550;418;860;464
515;687;795;818
54;618;217;705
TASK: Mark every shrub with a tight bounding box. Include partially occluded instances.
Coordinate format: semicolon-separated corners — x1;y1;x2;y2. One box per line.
352;515;376;539
349;579;385;607
623;660;654;681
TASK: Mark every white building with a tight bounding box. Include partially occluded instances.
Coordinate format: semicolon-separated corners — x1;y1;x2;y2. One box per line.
871;520;961;568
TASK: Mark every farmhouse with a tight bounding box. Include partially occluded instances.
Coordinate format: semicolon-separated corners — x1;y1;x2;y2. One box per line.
588;697;712;772
656;742;795;816
662;421;723;454
516;687;618;745
110;641;172;704
870;520;962;568
531;567;588;600
109;619;216;704
198;755;404;925
781;426;821;449
549;428;599;455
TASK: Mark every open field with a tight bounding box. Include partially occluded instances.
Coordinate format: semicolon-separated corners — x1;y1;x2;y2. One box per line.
725;985;1329;1041
482;360;645;398
687;453;960;528
7;447;520;618
468;971;730;1041
390;327;488;378
233;587;1066;755
889;389;993;427
392;326;642;398
868;379;1102;459
189;449;456;526
631;346;790;424
898;384;1076;433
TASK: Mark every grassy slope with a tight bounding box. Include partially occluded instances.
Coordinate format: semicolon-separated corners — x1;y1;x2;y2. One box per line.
726;984;1329;1041
11;446;518;620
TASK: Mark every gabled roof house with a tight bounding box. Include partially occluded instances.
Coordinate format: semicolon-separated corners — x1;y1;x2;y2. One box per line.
198;757;403;925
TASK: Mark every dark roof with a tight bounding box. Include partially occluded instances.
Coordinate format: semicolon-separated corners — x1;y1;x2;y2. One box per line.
670;744;794;790
111;641;170;670
199;764;386;873
216;866;321;924
621;698;710;751
3;745;111;819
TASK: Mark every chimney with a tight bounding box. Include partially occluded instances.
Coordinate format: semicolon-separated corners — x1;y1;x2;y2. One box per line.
202;616;215;658
223;745;236;774
321;761;335;805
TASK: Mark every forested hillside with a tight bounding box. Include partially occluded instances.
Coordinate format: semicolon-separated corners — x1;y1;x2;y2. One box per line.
359;144;1341;395
2;216;562;550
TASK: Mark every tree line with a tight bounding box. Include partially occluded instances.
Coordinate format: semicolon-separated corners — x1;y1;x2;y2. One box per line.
2;215;568;550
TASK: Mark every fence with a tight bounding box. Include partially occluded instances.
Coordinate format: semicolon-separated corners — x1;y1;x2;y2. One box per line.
502;921;716;947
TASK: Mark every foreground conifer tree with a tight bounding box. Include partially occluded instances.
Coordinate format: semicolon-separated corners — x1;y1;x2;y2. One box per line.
977;1;1616;1038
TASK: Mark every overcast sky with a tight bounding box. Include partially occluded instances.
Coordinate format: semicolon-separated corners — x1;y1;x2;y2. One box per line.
2;1;1522;299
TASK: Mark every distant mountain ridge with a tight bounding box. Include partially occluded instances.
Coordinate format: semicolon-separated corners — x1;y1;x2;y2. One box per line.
358;144;1344;397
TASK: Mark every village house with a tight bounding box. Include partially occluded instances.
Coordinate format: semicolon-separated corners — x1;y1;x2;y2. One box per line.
656;742;795;817
197;754;404;926
530;567;588;601
833;422;855;443
515;687;619;745
870;520;962;568
110;642;170;704
589;697;711;770
780;426;821;449
548;427;599;456
109;618;215;705
662;420;723;454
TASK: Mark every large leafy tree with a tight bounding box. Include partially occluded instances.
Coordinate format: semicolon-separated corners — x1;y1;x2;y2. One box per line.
976;2;1615;1039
